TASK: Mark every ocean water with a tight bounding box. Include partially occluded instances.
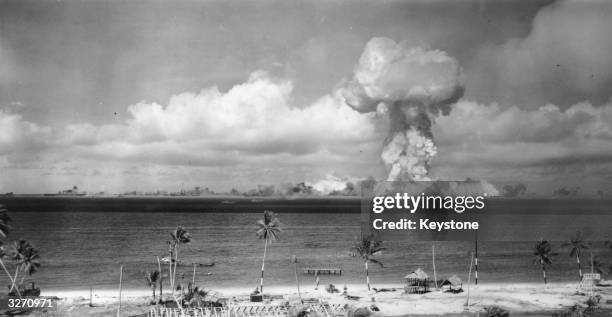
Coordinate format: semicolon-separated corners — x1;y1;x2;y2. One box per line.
1;198;611;292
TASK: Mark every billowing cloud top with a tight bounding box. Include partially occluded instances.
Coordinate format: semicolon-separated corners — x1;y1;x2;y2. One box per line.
343;37;464;114
61;71;377;160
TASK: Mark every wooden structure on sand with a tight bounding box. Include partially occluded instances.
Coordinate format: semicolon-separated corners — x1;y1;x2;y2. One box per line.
404;268;430;294
149;304;346;317
440;275;463;293
303;266;342;275
579;273;601;296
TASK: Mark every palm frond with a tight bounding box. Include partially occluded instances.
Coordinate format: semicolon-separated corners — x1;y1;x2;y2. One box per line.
0;206;11;238
256;210;282;242
146;270;160;285
351;234;384;265
171;226;192;244
533;239;555;267
369;258;384;268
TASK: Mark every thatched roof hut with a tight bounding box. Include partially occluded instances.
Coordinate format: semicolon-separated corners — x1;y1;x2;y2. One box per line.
404;268;429;280
404;268;430;294
441;275;463;293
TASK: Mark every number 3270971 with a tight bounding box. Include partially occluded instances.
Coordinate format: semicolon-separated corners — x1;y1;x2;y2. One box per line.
7;297;55;308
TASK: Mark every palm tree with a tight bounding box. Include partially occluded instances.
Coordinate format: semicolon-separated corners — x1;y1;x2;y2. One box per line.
562;231;589;280
533;239;556;285
256;210;282;294
0;206;19;297
168;226;191;294
145;270;160;302
291;255;301;302
350;234;385;296
9;240;40;293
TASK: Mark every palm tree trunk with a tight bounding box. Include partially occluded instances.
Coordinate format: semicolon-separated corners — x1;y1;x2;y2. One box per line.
541;260;547;285
168;248;174;292
168;256;173;294
576;252;582;279
152;286;156;301
117;265;123;317
0;259;20;298
157;256;163;303
293;261;301;302
174;246;180;291
365;261;371;292
465;251;474;307
10;266;19;293
172;245;182;310
432;244;438;290
260;236;268;293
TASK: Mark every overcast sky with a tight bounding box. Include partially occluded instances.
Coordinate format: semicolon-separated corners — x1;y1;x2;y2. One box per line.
1;0;612;194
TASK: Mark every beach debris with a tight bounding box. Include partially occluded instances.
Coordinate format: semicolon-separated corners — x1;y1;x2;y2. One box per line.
483;306;509;317
287;304;315;317
345;295;360;301
345;304;378;317
159;256;214;267
372;287;396;293
326;284;340;293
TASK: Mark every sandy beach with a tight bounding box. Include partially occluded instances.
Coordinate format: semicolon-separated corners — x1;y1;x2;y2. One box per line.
24;282;611;316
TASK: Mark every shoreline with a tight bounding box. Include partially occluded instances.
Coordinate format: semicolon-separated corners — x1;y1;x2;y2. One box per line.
32;282;612;316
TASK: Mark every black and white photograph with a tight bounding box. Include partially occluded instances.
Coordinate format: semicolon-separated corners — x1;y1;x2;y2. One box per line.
1;0;612;316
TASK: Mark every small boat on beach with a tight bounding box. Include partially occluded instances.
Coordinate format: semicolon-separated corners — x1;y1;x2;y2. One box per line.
160;257;215;267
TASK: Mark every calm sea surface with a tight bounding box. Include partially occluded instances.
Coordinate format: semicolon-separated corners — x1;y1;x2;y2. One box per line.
1;198;611;291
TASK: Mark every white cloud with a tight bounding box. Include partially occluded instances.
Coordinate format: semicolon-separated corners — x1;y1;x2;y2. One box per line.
0;109;51;156
433;99;612;167
60;71;379;165
467;0;612;106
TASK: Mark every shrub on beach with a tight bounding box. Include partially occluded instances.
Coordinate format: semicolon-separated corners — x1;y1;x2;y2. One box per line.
552;296;601;317
552;305;584;317
484;306;509;317
344;304;380;317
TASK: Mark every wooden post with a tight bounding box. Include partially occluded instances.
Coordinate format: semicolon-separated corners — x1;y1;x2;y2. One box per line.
117;265;123;317
157;256;163;304
291;255;302;302
474;231;478;285
432;244;438;290
464;251;474;308
192;263;197;285
89;287;93;307
591;251;594;274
